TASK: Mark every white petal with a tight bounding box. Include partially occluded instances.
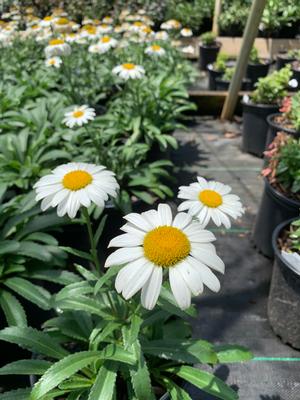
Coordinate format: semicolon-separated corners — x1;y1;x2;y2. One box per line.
188;256;221;292
177;260;203;296
115;257;148;293
122;262;154;299
157;204;173;225
172;212;192;229
169;267;191;310
108;233;144;248
191;246;225;273
124;213;153;231
105;247;144;268
141;267;162;310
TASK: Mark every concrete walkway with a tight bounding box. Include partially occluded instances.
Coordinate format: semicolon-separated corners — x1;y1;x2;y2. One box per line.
172;117;300;400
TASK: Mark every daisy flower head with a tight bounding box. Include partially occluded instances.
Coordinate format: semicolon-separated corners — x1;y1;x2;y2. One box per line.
45;38;71;58
145;44;166;57
63;105;96;128
155;30;169;41
112;63;145;80
34;163;119;219
178;177;244;229
98;23;112;34
105;204;224;310
97;35;117;53
45;56;62;68
181;28;193;37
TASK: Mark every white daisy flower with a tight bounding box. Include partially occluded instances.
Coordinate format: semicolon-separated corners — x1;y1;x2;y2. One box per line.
102;16;113;24
34;163;119;219
94;36;117;53
160;19;181;30
45;56;62;68
155;30;169;41
178;177;244;229
145;44;166;57
105;204;224;310
98;24;112;33
45;38;71;58
63;105;96;128
181;28;193;37
112;63;145;80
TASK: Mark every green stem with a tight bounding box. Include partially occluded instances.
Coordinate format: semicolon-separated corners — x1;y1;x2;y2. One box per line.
83;208;101;273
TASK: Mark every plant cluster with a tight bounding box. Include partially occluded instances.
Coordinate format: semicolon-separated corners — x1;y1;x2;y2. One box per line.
213;52;229;72
249;47;261;65
200;31;217;46
279;93;300;132
222;66;235;82
288;219;300;252
263;132;300;200
251;65;292;105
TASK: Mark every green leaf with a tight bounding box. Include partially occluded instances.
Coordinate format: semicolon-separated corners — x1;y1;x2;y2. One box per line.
165;366;238;400
158;287;197;319
4;277;51;310
17;241;52;262
143;339;217;364
0;388;31;400
61;247;92;262
88;362;117;400
161;377;192;400
54;296;113;319
30;351;102;400
101;344;136;365
0;290;27;327
26;269;80;285
55;281;93;302
94;265;122;295
74;263;98;280
0;359;52;375
0;240;20;255
0;327;68;359
94;214;107;246
215;345;253;363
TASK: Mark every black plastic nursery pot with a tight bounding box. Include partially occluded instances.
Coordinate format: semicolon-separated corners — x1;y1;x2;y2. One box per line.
268;218;300;349
199;42;221;71
252;179;300;258
246;60;272;89
265;113;300;149
242;100;279;157
291;64;300;86
207;64;223;90
276;54;295;71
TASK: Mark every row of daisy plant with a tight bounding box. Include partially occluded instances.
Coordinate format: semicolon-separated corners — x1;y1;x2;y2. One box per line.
0;160;250;400
0;5;252;399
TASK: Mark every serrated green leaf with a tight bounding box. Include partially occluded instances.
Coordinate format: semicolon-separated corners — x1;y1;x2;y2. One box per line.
0;290;27;327
88;362;117;400
0;327;68;359
0;359;52;375
0;388;31;400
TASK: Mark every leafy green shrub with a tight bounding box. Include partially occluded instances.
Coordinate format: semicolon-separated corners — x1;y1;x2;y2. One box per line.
200;31;217;46
251;65;292;105
218;0;250;36
263;133;300;199
213;53;229;72
288;219;300;252
222;66;235;81
249;47;261;64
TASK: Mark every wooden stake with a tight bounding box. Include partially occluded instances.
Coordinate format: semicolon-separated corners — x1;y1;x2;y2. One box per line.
221;0;268;120
212;0;222;36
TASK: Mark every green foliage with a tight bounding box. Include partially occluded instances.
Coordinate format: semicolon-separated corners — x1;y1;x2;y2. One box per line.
200;31;217;46
222;67;235;82
213;53;229;72
218;0;250;36
289;93;300;131
288;219;300;252
251;65;292;105
249;47;260;64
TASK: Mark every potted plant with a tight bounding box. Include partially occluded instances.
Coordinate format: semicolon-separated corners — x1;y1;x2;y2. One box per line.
291;59;300;87
199;31;221;71
252;132;300;257
215;66;250;91
266;94;300;148
246;47;272;90
207;53;231;90
276;49;298;71
0;167;252;399
268;217;300;349
242;65;292;157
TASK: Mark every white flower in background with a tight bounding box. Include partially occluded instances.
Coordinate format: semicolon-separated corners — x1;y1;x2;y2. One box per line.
45;56;62;68
96;35;117;53
80;25;99;39
160;19;181;30
155;30;169;41
34;163;119;218
105;204;224;310
112;63;145;80
98;23;112;34
281;251;300;276
178;177;244;229
45;38;71;58
181;28;193;37
145;44;166;57
102;16;113;24
63;105;96;128
65;33;79;43
181;45;195;55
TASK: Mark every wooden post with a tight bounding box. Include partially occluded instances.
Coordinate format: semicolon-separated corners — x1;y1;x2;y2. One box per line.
212;0;222;36
220;0;268;120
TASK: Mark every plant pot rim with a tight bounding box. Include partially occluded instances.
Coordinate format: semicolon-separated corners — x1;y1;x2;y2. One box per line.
242;99;279;109
264;177;300;208
266;113;299;135
248;58;272;66
272;217;300;276
199;41;221;49
277;53;296;61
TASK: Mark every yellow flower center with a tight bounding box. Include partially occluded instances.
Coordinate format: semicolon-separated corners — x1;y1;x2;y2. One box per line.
199;190;223;208
72;110;84;118
49;59;56;65
31;25;39;29
143;226;191;268
49;38;64;45
100;24;108;28
151;45;161;51
101;36;111;43
44;16;52;21
134;21;143;26
63;170;92;191
143;27;152;34
122;63;135;70
56;17;69;25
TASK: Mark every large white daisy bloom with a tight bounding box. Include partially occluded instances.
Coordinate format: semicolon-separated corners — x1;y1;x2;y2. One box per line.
45;56;62;68
112;63;145;80
89;36;117;54
178;177;244;229
63;105;96;128
45;38;71;58
155;30;169;41
145;44;166;57
105;204;224;310
180;28;193;37
39;16;54;27
98;24;112;33
34;163;119;218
